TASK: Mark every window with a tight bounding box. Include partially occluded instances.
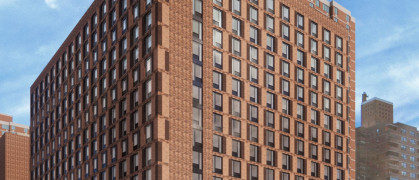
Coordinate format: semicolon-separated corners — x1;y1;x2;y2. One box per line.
213;135;223;153
266;0;274;13
213;71;223;90
266;15;274;32
213;29;222;48
311;57;318;72
310;144;318;159
336;52;343;67
145;12;152;31
282;24;290;40
310;92;318;107
249;164;258;179
145;35;152;53
336;119;344;134
324;29;330;44
249;105;258;122
249;46;258;63
232;99;241;117
266;35;274;51
324;63;331;78
213;8;222;27
311;162;319;177
310;39;318;54
296;104;305;120
232;160;241;178
213;92;222;111
232;78;241;97
323;132;331;146
296;13;304;29
265;53;275;71
214;0;222;6
250;145;259;162
249;65;258;83
265;110;274;128
232;119;241;137
193;42;202;62
336;70;343;84
336;36;343;50
282;79;289;96
282;5;289;21
324;115;331;130
336;152;343;167
296;122;304;138
310;21;318;36
282;61;289;77
213;156;222;174
213;113;222;132
296;68;304;84
250;6;258;24
249;125;258;142
193;0;202;16
282;43;290;59
282;154;291;169
232;140;242;157
232;0;241;15
282;172;290;180
266;73;274;90
323;80;330;95
310;74;318;89
250;26;259;44
323;4;330;13
323;97;330;112
297;50;304;66
232;58;241;76
297;158;305;174
282;98;290;115
213;50;222;68
193;20;202;40
336;86;343;100
296;31;304;47
324;46;330;61
232;17;241;36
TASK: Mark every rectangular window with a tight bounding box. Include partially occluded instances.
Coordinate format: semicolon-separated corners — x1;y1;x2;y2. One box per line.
250;26;259;44
232;0;241;15
311;57;318;72
232;17;241;36
249;46;258;63
232;99;241;117
282;79;289;96
266;35;274;51
310;74;318;89
232;160;241;178
296;13;304;29
266;92;274;109
336;36;343;50
282;43;290;59
266;15;274;32
282;154;291;169
282;98;290;115
213;8;222;27
310;39;318;54
250;6;258;24
213;29;222;48
232;140;242;157
213;71;223;90
249;125;258;142
297;50;304;66
265;110;274;128
296;68;304;84
213;113;222;132
266;0;274;13
266;73;274;90
282;5;289;21
249;65;258;83
324;29;330;44
213;50;222;68
232;119;241;137
266;53;274;71
282;24;289;40
232;78;241;97
296;31;304;47
311;21;318;36
213;156;222;174
232;58;241;76
213;134;223;153
213;92;222;111
323;46;330;61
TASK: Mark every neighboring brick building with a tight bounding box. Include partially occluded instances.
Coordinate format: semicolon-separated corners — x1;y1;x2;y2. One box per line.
0;113;30;180
357;95;419;179
30;0;356;179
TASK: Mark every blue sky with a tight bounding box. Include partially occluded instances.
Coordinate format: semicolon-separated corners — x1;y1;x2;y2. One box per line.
0;0;418;129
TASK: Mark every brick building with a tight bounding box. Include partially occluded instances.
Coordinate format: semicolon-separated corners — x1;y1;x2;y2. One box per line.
357;95;419;180
30;0;356;179
0;113;30;180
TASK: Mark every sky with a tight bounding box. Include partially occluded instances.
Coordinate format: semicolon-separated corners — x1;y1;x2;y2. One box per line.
0;0;418;129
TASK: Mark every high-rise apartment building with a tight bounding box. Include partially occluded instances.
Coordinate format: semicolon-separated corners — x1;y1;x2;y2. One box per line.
0;113;30;180
30;0;356;179
357;95;419;180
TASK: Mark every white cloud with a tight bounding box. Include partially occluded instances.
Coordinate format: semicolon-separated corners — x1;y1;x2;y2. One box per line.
44;0;57;9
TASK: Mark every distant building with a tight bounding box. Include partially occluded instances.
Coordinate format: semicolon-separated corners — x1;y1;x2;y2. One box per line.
0;113;30;180
357;94;419;180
